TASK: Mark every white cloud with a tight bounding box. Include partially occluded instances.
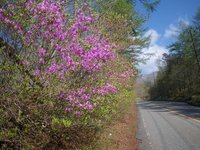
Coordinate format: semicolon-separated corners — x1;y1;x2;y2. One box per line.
178;18;190;29
178;18;190;26
138;45;168;74
144;29;160;45
137;29;168;75
164;24;179;38
164;18;190;39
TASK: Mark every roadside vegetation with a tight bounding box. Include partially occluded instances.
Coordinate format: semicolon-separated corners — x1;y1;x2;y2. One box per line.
149;7;200;106
0;0;159;149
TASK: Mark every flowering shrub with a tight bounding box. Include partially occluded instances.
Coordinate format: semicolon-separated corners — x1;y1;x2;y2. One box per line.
0;0;125;115
0;0;136;149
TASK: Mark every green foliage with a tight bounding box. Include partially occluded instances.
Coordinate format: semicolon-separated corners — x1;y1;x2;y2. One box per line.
138;0;160;12
189;95;200;106
52;117;72;127
0;128;18;139
99;0;133;18
194;7;200;25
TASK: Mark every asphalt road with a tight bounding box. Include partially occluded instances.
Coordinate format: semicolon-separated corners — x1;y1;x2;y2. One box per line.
137;101;200;150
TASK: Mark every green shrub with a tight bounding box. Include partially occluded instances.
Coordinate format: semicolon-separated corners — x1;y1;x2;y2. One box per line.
189;95;200;106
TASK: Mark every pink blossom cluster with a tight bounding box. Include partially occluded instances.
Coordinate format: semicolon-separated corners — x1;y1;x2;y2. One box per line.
121;70;135;79
1;1;114;75
0;6;23;35
59;83;117;116
95;84;117;96
60;88;97;116
32;1;114;76
0;0;118;115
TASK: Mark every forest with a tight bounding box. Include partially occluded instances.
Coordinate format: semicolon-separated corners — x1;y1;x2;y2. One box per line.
149;7;200;106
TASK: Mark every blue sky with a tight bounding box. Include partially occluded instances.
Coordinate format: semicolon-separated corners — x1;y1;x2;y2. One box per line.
136;0;200;74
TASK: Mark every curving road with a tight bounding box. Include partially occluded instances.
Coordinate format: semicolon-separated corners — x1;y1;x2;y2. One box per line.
137;101;200;150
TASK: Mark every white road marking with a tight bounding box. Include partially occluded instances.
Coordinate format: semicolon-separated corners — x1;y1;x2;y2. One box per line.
142;116;153;149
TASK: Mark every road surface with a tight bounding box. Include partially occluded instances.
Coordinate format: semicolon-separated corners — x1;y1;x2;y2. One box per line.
137;101;200;150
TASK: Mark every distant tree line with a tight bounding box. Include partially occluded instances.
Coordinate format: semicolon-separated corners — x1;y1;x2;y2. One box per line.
149;7;200;106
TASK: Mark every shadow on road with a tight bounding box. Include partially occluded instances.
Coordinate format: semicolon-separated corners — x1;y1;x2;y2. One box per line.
137;101;200;120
